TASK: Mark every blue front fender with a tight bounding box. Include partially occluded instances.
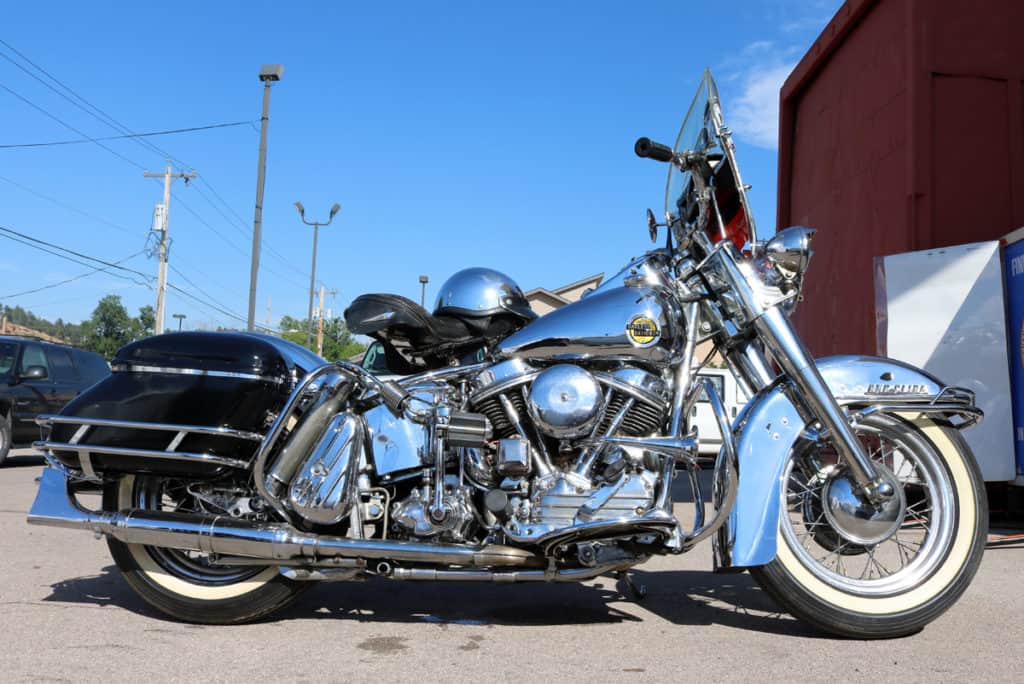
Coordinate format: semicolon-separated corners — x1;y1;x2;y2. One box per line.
712;355;947;570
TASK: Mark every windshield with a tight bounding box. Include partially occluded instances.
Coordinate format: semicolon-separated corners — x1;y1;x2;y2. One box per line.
665;70;756;249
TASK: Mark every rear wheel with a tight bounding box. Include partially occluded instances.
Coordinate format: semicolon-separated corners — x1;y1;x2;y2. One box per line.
103;475;306;624
751;413;987;638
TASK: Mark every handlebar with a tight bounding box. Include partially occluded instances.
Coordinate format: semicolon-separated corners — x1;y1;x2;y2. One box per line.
634;137;675;162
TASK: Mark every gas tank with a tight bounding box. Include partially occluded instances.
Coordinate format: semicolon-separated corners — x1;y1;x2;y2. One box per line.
496;285;682;364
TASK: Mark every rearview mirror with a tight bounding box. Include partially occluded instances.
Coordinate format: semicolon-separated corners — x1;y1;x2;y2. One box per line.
21;365;48;380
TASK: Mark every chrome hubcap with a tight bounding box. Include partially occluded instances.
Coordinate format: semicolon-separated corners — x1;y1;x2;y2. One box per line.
822;464;906;546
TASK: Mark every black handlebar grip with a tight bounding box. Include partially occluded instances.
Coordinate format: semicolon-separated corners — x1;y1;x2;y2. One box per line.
634;137;674;162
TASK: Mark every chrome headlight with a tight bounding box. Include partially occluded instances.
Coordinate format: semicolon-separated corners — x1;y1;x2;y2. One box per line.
765;226;816;280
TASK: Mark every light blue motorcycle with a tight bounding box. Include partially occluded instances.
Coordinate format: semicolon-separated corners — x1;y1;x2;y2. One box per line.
28;71;986;637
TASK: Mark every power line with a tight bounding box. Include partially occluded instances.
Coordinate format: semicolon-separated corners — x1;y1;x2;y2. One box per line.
0;224;154;286
0;121;255;149
0;173;141;237
192;177;308;279
1;40;309;299
0;223;270;331
168;263;248;320
2;39;306;281
0;39;182;163
0;80;144;169
0;251;147;298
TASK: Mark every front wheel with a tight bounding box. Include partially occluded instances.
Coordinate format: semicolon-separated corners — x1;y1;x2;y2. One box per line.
103;475;307;624
751;412;987;638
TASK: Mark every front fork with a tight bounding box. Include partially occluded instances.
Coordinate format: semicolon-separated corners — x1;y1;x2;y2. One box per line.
706;249;893;505
751;308;892;502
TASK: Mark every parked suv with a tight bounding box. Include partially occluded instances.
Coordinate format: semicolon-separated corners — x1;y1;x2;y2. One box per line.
0;336;109;464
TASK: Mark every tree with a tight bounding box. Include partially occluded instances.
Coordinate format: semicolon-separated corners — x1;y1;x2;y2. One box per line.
279;315;365;360
133;305;156;339
82;295;134;359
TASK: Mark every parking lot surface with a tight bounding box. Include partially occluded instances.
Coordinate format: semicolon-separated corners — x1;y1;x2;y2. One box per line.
1;450;1022;683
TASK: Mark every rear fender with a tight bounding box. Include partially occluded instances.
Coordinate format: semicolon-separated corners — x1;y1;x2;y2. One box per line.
713;354;971;570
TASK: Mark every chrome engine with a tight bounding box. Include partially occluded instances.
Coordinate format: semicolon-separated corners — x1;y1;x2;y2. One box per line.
274;359;672;551
467;360;671;543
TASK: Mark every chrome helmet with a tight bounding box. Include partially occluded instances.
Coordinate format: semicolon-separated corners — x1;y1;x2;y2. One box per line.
434;267;536;321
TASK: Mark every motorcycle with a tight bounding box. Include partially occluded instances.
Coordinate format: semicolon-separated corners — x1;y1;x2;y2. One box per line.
26;70;987;637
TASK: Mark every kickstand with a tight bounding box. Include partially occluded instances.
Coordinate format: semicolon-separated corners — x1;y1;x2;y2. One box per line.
615;570;647;602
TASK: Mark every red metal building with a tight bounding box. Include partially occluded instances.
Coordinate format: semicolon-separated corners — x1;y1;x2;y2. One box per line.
777;0;1024;356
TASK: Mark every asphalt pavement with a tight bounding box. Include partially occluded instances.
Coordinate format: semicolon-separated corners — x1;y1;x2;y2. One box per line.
1;449;1022;683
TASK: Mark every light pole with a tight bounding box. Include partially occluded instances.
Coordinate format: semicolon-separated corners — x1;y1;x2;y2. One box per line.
419;274;429;308
172;313;187;331
247;63;283;331
294;201;341;346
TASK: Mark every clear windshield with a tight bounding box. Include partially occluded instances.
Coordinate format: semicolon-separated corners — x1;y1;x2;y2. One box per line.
665;70;756;248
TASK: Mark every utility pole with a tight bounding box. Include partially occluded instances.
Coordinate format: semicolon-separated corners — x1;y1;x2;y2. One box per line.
144;165;195;333
316;285;337;357
248;64;284;331
294;201;340;345
265;295;272;332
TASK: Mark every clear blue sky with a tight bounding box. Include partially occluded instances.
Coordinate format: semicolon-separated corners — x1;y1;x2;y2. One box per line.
0;1;841;331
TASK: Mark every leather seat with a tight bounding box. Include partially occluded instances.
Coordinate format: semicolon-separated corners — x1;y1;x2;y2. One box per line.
345;293;531;373
344;294;477;373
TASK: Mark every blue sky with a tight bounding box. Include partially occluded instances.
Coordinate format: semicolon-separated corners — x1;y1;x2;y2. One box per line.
0;1;841;331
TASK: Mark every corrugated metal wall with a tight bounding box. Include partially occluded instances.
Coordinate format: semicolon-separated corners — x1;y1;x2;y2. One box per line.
777;0;1024;356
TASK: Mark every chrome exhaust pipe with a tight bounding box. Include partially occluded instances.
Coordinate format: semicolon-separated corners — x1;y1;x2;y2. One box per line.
28;468;540;568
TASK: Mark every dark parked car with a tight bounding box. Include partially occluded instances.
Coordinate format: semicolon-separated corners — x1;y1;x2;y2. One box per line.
0;336;109;464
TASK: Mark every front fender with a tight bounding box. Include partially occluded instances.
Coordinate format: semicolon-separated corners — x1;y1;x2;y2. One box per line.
713;354;950;570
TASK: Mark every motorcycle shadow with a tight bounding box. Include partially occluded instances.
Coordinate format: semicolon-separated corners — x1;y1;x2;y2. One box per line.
42;565;160;617
280;570;819;637
38;564;818;636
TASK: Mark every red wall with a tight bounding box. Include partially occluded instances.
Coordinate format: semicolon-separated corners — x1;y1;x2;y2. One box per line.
778;0;1024;356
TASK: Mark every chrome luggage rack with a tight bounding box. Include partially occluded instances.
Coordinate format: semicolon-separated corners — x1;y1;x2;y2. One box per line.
34;414;263;481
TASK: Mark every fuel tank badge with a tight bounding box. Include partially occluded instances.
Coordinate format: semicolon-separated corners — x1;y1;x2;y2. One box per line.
626;315;660;346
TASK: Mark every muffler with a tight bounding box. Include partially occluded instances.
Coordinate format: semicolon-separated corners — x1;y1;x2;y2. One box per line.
28;468;540;568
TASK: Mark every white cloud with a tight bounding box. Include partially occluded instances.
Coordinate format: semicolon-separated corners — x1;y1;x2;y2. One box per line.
727;61;795;150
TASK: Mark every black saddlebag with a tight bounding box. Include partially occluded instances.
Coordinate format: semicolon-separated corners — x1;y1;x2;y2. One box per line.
41;332;325;478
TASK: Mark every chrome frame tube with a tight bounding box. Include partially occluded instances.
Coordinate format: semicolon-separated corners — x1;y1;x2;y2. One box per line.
669;300;701;438
680;377;738;549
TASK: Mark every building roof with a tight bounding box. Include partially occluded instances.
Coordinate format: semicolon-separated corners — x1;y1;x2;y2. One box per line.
524;272;604;300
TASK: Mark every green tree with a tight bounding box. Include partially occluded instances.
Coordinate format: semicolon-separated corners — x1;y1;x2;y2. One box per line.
279;315;365;360
82;295;134;359
133;305;156;339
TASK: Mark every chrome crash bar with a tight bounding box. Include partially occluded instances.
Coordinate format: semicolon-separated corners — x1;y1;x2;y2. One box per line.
33;414;263;479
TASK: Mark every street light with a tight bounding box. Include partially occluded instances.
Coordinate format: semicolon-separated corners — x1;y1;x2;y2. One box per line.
295;201;341;346
419;274;429;308
247;63;284;331
172;313;187;331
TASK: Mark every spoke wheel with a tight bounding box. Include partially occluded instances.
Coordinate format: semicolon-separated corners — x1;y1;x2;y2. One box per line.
781;420;952;595
103;475;307;624
751;412;987;639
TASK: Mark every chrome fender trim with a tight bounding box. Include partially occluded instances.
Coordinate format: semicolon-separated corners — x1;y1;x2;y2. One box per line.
713;354;979;570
